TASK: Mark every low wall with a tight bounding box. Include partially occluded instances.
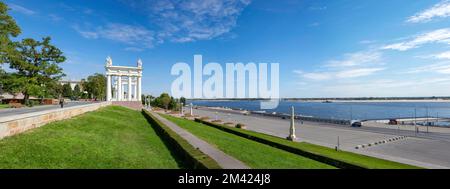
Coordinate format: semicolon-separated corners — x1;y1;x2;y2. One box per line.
251;111;351;125
0;102;111;139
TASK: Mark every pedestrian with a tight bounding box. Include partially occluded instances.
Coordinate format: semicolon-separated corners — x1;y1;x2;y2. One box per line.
59;98;64;108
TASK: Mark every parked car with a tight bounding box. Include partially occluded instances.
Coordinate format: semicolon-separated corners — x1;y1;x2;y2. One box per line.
351;121;362;127
388;119;398;125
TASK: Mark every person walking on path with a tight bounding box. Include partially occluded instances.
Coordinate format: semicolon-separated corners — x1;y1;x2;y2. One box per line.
59;98;65;108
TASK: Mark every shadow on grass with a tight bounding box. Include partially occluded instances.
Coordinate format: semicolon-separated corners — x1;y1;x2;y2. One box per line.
141;111;189;169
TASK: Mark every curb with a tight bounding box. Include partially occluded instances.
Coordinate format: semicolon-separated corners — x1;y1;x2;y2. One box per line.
355;136;408;149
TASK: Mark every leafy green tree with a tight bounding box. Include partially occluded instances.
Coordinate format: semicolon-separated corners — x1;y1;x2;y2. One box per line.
159;93;171;110
43;80;63;98
73;84;81;100
141;94;146;105
4;37;66;104
62;83;72;98
85;73;106;101
180;97;186;105
0;2;21;65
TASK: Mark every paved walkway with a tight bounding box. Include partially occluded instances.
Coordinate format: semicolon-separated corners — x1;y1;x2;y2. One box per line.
190;107;450;169
148;111;250;169
0;101;95;118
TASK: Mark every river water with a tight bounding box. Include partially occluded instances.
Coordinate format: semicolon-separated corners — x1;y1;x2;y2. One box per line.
189;100;450;121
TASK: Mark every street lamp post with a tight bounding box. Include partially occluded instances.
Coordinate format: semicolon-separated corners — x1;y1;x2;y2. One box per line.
287;106;297;141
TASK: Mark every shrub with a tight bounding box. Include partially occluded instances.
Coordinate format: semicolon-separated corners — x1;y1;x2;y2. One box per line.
235;123;246;129
199;116;210;120
9;103;24;108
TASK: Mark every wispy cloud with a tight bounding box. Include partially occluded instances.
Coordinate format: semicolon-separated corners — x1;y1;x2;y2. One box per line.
405;62;450;74
72;0;251;50
124;47;145;52
407;0;450;23
382;28;450;51
73;23;155;48
294;67;384;81
325;51;382;67
8;3;36;15
122;0;251;43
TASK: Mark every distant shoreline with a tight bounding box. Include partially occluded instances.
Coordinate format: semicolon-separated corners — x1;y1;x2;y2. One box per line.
188;98;450;103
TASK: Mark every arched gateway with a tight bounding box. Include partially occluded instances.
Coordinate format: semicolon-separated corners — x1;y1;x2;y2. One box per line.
105;56;143;109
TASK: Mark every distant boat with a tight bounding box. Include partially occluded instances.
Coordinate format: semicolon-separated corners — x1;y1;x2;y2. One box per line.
322;100;333;103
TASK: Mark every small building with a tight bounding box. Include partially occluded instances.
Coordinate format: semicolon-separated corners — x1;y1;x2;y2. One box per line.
59;80;83;90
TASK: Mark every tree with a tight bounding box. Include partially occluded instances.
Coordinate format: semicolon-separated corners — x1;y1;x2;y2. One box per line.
141;94;146;105
62;83;72;98
159;93;171;110
85;73;106;101
0;2;21;65
43;80;63;98
5;37;66;104
180;97;186;105
73;84;81;100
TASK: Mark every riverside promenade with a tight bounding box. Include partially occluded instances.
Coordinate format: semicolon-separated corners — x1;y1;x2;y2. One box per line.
0;101;94;118
148;111;250;169
189;106;450;169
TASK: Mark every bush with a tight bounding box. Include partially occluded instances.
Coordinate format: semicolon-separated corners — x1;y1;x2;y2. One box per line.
199;116;210;120
211;120;222;123
9;103;24;108
235;123;246;129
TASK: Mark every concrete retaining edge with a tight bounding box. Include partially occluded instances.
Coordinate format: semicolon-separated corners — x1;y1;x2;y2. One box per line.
0;102;111;139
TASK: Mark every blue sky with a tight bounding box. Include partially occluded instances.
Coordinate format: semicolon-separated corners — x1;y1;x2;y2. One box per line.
3;0;450;98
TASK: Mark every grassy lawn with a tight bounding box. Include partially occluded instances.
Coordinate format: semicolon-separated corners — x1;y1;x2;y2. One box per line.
162;114;335;169
0;104;9;109
196;120;421;169
0;106;180;169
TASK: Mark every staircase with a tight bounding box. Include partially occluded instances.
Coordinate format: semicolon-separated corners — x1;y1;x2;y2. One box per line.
112;101;143;110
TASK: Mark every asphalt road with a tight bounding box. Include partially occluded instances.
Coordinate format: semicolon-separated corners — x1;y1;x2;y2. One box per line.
190;107;450;168
0;101;95;118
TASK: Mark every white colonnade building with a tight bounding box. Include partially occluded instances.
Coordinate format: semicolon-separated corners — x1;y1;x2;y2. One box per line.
105;56;143;102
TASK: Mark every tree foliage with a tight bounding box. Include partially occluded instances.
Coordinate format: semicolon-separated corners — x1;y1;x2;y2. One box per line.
62;83;72;98
0;1;21;65
73;84;81;100
4;37;66;103
84;73;106;100
151;93;181;110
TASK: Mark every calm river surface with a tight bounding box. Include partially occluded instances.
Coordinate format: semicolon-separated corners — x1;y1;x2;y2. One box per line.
189;100;450;120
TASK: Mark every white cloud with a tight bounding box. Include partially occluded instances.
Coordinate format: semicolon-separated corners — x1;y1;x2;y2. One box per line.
359;40;376;44
320;78;450;97
74;23;155;48
432;51;450;59
122;0;251;43
382;28;450;51
303;72;333;80
326;51;382;67
8;3;35;15
125;47;145;52
406;62;450;74
294;67;384;81
335;68;385;78
407;0;450;23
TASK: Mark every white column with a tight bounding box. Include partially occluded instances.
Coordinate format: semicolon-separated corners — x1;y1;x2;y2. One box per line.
287;106;297;141
128;76;132;101
106;75;111;101
133;79;137;101
117;75;122;101
137;76;142;101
